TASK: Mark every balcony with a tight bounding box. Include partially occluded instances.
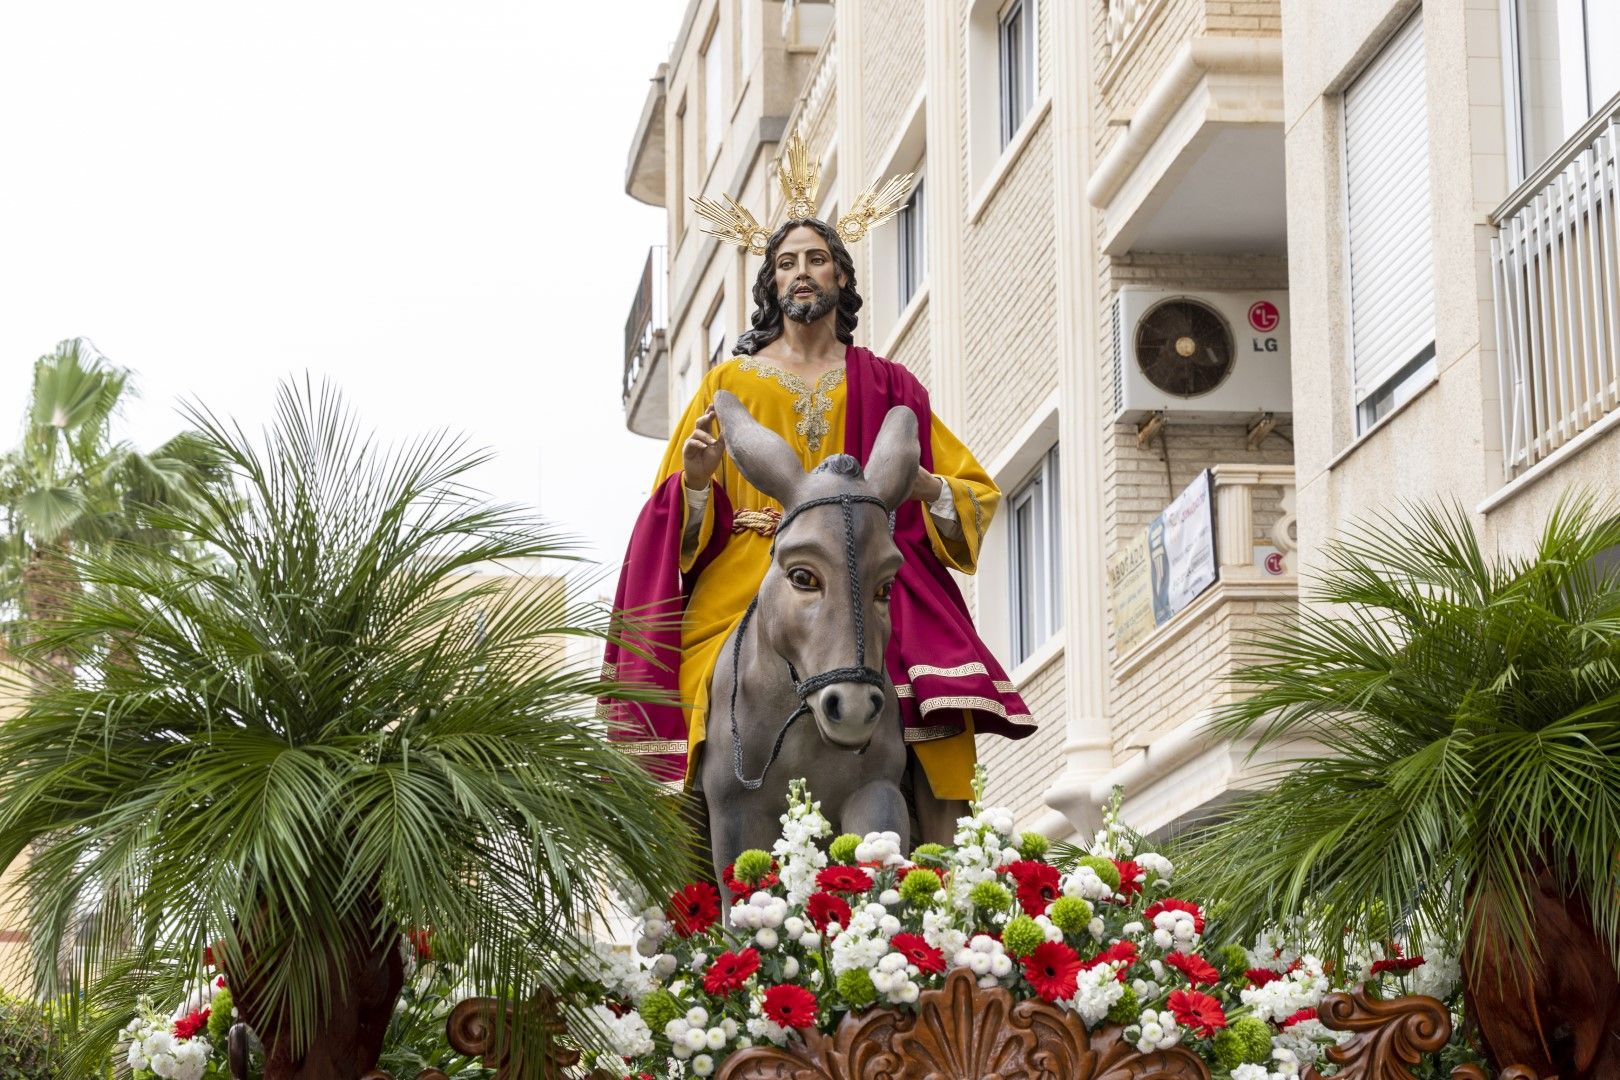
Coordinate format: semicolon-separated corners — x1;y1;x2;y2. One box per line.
623;245;669;439
1491;93;1620;479
780;25;837;170
1100;464;1298;832
1088;35;1285;256
624;63;668;207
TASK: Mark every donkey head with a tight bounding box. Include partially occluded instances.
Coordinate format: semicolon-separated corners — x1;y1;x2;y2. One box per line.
712;389;919;750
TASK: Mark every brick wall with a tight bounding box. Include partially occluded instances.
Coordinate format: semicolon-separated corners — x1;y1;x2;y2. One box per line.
979;647;1067;827
888;297;933;387
1205;0;1282;36
860;0;926;171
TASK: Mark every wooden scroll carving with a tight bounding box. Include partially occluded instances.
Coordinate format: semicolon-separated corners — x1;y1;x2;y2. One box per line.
1301;984;1546;1080
716;967;1210;1080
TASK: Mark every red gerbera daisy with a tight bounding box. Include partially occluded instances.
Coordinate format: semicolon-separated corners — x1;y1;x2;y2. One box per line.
1113;859;1144;897
667;881;722;937
1167;989;1227;1037
805;890;852;933
1164;951;1221;987
406;926;434;961
1369;955;1426;976
173;1008;210;1041
703;947;761;995
1022;940;1082;1002
816;865;874;895
1005;860;1062;917
889;932;946;974
1143;897;1205;934
762;984;818;1028
1280;1007;1318;1029
1083;939;1139;980
1246;967;1282;988
722;860;781;897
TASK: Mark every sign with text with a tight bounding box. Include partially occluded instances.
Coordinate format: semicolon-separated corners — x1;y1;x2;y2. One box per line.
1108;470;1218;655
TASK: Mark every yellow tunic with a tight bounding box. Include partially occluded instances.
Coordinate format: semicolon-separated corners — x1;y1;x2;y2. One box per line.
657;356;1000;800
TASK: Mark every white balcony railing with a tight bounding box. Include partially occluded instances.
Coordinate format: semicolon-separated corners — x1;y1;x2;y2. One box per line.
1491;94;1620;477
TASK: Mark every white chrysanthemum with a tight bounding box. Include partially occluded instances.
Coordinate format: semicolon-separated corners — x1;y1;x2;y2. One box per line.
981;807;1015;837
1063;866;1112;901
1229;1065;1273;1080
855;830;904;865
1131;1008;1182;1053
1135;852;1173;881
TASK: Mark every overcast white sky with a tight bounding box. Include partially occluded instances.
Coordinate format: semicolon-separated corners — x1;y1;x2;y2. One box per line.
0;2;679;570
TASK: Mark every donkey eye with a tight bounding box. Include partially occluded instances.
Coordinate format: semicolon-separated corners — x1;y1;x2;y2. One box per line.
788;568;821;591
875;581;894;601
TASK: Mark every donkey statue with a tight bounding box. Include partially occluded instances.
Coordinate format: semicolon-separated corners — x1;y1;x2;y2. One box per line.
701;390;935;892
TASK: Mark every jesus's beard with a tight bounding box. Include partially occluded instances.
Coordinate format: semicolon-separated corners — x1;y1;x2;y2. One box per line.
780;283;838;325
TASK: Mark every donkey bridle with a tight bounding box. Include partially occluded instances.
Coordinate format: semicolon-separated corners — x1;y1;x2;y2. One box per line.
728;492;894;791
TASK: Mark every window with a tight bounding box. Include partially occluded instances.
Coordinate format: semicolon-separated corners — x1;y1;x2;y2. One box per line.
703;24;724;168
1508;0;1620;179
738;0;755;86
705;294;729;370
998;0;1036;148
1008;445;1061;664
1343;11;1435;434
896;177;926;310
673;98;687;236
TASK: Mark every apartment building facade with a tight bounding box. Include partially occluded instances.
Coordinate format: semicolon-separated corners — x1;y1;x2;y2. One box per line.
618;0;1617;840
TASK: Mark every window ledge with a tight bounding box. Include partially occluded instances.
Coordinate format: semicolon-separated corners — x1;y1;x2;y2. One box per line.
968;93;1053;225
1010;630;1065;687
1325;373;1440;473
1477;402;1620;515
879;281;931;358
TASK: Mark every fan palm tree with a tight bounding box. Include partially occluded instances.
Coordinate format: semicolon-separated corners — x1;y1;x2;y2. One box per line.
0;380;692;1078
1176;497;1620;1077
0;338;224;673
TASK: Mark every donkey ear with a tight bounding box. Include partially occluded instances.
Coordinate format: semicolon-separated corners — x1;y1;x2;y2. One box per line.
713;390;805;505
864;405;921;511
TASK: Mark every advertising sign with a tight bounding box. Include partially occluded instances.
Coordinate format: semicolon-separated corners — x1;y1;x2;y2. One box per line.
1108;470;1218;655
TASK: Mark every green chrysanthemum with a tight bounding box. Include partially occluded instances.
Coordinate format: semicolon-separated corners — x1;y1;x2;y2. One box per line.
969;880;1012;913
910;842;948;865
828;834;861;865
207;988;233;1044
1106;984;1139;1026
1001;916;1044;958
1216;943;1250;978
899;867;942;906
1074;855;1122;892
1233;1016;1274;1063
836;968;877;1007
733;849;775;886
638;989;682;1034
1016;831;1049;860
1048;896;1093;934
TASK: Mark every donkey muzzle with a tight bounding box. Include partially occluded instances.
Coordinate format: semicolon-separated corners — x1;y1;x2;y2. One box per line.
808;681;885;750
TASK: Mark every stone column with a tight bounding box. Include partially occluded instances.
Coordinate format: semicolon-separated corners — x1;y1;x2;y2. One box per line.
1040;0;1114;836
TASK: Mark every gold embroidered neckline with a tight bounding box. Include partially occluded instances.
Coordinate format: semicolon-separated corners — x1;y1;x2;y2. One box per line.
738;357;845;453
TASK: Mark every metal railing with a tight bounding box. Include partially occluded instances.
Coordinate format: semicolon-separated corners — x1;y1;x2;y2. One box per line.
622;245;668;404
1491;94;1620;477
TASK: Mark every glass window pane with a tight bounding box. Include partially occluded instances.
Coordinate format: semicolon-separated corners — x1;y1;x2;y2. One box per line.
1515;0;1591;169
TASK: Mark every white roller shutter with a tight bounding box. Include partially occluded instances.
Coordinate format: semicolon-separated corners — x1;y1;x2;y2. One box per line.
1344;11;1433;407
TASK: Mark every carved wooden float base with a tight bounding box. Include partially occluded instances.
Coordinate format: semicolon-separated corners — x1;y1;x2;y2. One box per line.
716;968;1208;1080
1301;984;1546;1080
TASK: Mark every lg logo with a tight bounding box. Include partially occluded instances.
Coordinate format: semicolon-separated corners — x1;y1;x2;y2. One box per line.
1248;301;1280;334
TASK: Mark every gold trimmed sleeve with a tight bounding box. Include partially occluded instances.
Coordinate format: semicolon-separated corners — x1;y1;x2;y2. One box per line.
921;413;999;574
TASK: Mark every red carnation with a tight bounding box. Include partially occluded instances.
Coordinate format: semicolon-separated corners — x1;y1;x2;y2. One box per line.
173;1008;210;1041
723;860;781;897
1164;951;1221;987
1168;989;1227;1037
889;932;946;974
1246;967;1283;988
816;865;874;895
1369;955;1426;976
1005;860;1062;917
1143;897;1205;934
667;881;722;937
762;983;818;1028
1280;1007;1318;1029
805;891;852;933
1113;859;1144;897
703;948;761;995
1083;939;1139;980
1023;940;1082;1002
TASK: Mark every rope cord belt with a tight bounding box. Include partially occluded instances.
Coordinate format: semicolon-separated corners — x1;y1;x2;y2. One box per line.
729;492;892;790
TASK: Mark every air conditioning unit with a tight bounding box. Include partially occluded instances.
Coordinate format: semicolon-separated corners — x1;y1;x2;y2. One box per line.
1111;289;1292;423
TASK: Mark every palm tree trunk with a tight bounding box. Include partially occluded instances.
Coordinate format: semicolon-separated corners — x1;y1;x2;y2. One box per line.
18;538;76;681
1462;859;1620;1076
235;901;405;1080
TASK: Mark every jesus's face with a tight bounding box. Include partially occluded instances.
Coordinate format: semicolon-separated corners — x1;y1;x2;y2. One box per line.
773;226;843;325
